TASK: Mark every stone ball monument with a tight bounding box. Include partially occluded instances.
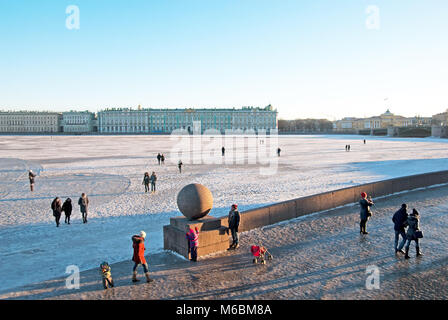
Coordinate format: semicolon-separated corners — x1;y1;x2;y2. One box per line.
177;183;213;220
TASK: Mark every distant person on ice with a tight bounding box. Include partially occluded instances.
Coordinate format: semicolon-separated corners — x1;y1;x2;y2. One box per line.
150;171;157;193
222;146;225;156
131;231;153;283
161;154;165;165
142;172;150;193
62;198;72;224
359;192;374;234
186;226;199;261
277;147;281;157
78;193;89;224
227;204;241;250
178;160;183;173
157;153;161;165
404;209;424;259
392;203;408;254
28;170;36;192
51;197;63;227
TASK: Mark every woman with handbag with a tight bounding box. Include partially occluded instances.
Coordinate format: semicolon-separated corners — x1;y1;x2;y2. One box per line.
359;192;374;235
404;209;424;259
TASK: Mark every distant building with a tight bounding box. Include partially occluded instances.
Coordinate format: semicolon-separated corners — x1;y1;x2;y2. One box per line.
0;111;62;133
97;105;277;134
333;110;432;132
432;109;448;126
62;111;96;133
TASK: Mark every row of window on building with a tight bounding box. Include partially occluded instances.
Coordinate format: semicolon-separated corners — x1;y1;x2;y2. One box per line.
0;106;278;134
332;109;444;131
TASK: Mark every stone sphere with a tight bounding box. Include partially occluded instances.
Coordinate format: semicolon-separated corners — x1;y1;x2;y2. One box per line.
177;183;213;220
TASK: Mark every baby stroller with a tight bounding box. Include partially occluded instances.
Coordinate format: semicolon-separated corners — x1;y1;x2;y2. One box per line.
250;245;273;264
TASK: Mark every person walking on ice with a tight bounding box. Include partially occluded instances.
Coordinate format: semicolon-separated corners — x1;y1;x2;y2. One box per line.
404;209;424;259
150;171;157;193
359;192;374;234
186;226;199;261
142;172;150;193
62;198;72;224
392;203;408;254
227;204;241;250
28;170;36;192
131;231;153;283
178;160;183;173
51;197;63;227
78;193;89;224
157;153;161;165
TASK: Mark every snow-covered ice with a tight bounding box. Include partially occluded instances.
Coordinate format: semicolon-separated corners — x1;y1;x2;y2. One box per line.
0;134;448;293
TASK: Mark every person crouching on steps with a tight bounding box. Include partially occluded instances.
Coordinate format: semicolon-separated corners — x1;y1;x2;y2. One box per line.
131;231;153;283
359;192;374;234
186;226;199;261
228;204;241;249
100;261;114;289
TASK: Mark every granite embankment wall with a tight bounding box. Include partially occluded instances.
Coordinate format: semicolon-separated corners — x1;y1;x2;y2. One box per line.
218;170;448;231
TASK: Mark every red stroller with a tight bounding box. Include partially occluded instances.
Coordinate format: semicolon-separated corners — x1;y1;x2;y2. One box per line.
250;245;273;264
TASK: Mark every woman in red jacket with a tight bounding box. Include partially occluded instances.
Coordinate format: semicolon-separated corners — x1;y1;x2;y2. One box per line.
131;231;153;283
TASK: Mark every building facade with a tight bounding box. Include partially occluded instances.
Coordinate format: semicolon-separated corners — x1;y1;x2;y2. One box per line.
333;110;432;132
62;111;96;133
98;105;277;134
0;111;62;133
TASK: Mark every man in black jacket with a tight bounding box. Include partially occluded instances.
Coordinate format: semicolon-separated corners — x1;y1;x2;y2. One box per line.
227;204;241;250
392;203;408;254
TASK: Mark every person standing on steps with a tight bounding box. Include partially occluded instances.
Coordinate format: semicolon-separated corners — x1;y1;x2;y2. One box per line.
51;197;62;227
178;160;183;173
227;204;241;250
392;203;408;254
404;209;424;259
28;170;36;192
142;172;150;193
359;192;374;234
62;198;73;224
186;226;199;262
150;171;157;193
131;231;153;283
78;193;89;223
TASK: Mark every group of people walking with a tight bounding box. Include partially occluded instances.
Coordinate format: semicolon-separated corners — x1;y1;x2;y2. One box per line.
142;172;157;193
51;193;89;227
359;192;424;259
156;153;165;165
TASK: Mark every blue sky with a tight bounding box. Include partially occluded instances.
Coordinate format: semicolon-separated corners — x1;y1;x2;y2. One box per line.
0;0;447;120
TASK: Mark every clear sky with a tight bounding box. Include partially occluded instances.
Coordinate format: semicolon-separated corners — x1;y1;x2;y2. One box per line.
0;0;447;120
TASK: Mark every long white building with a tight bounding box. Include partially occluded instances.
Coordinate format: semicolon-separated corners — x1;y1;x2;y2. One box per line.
0;111;62;133
97;105;277;134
